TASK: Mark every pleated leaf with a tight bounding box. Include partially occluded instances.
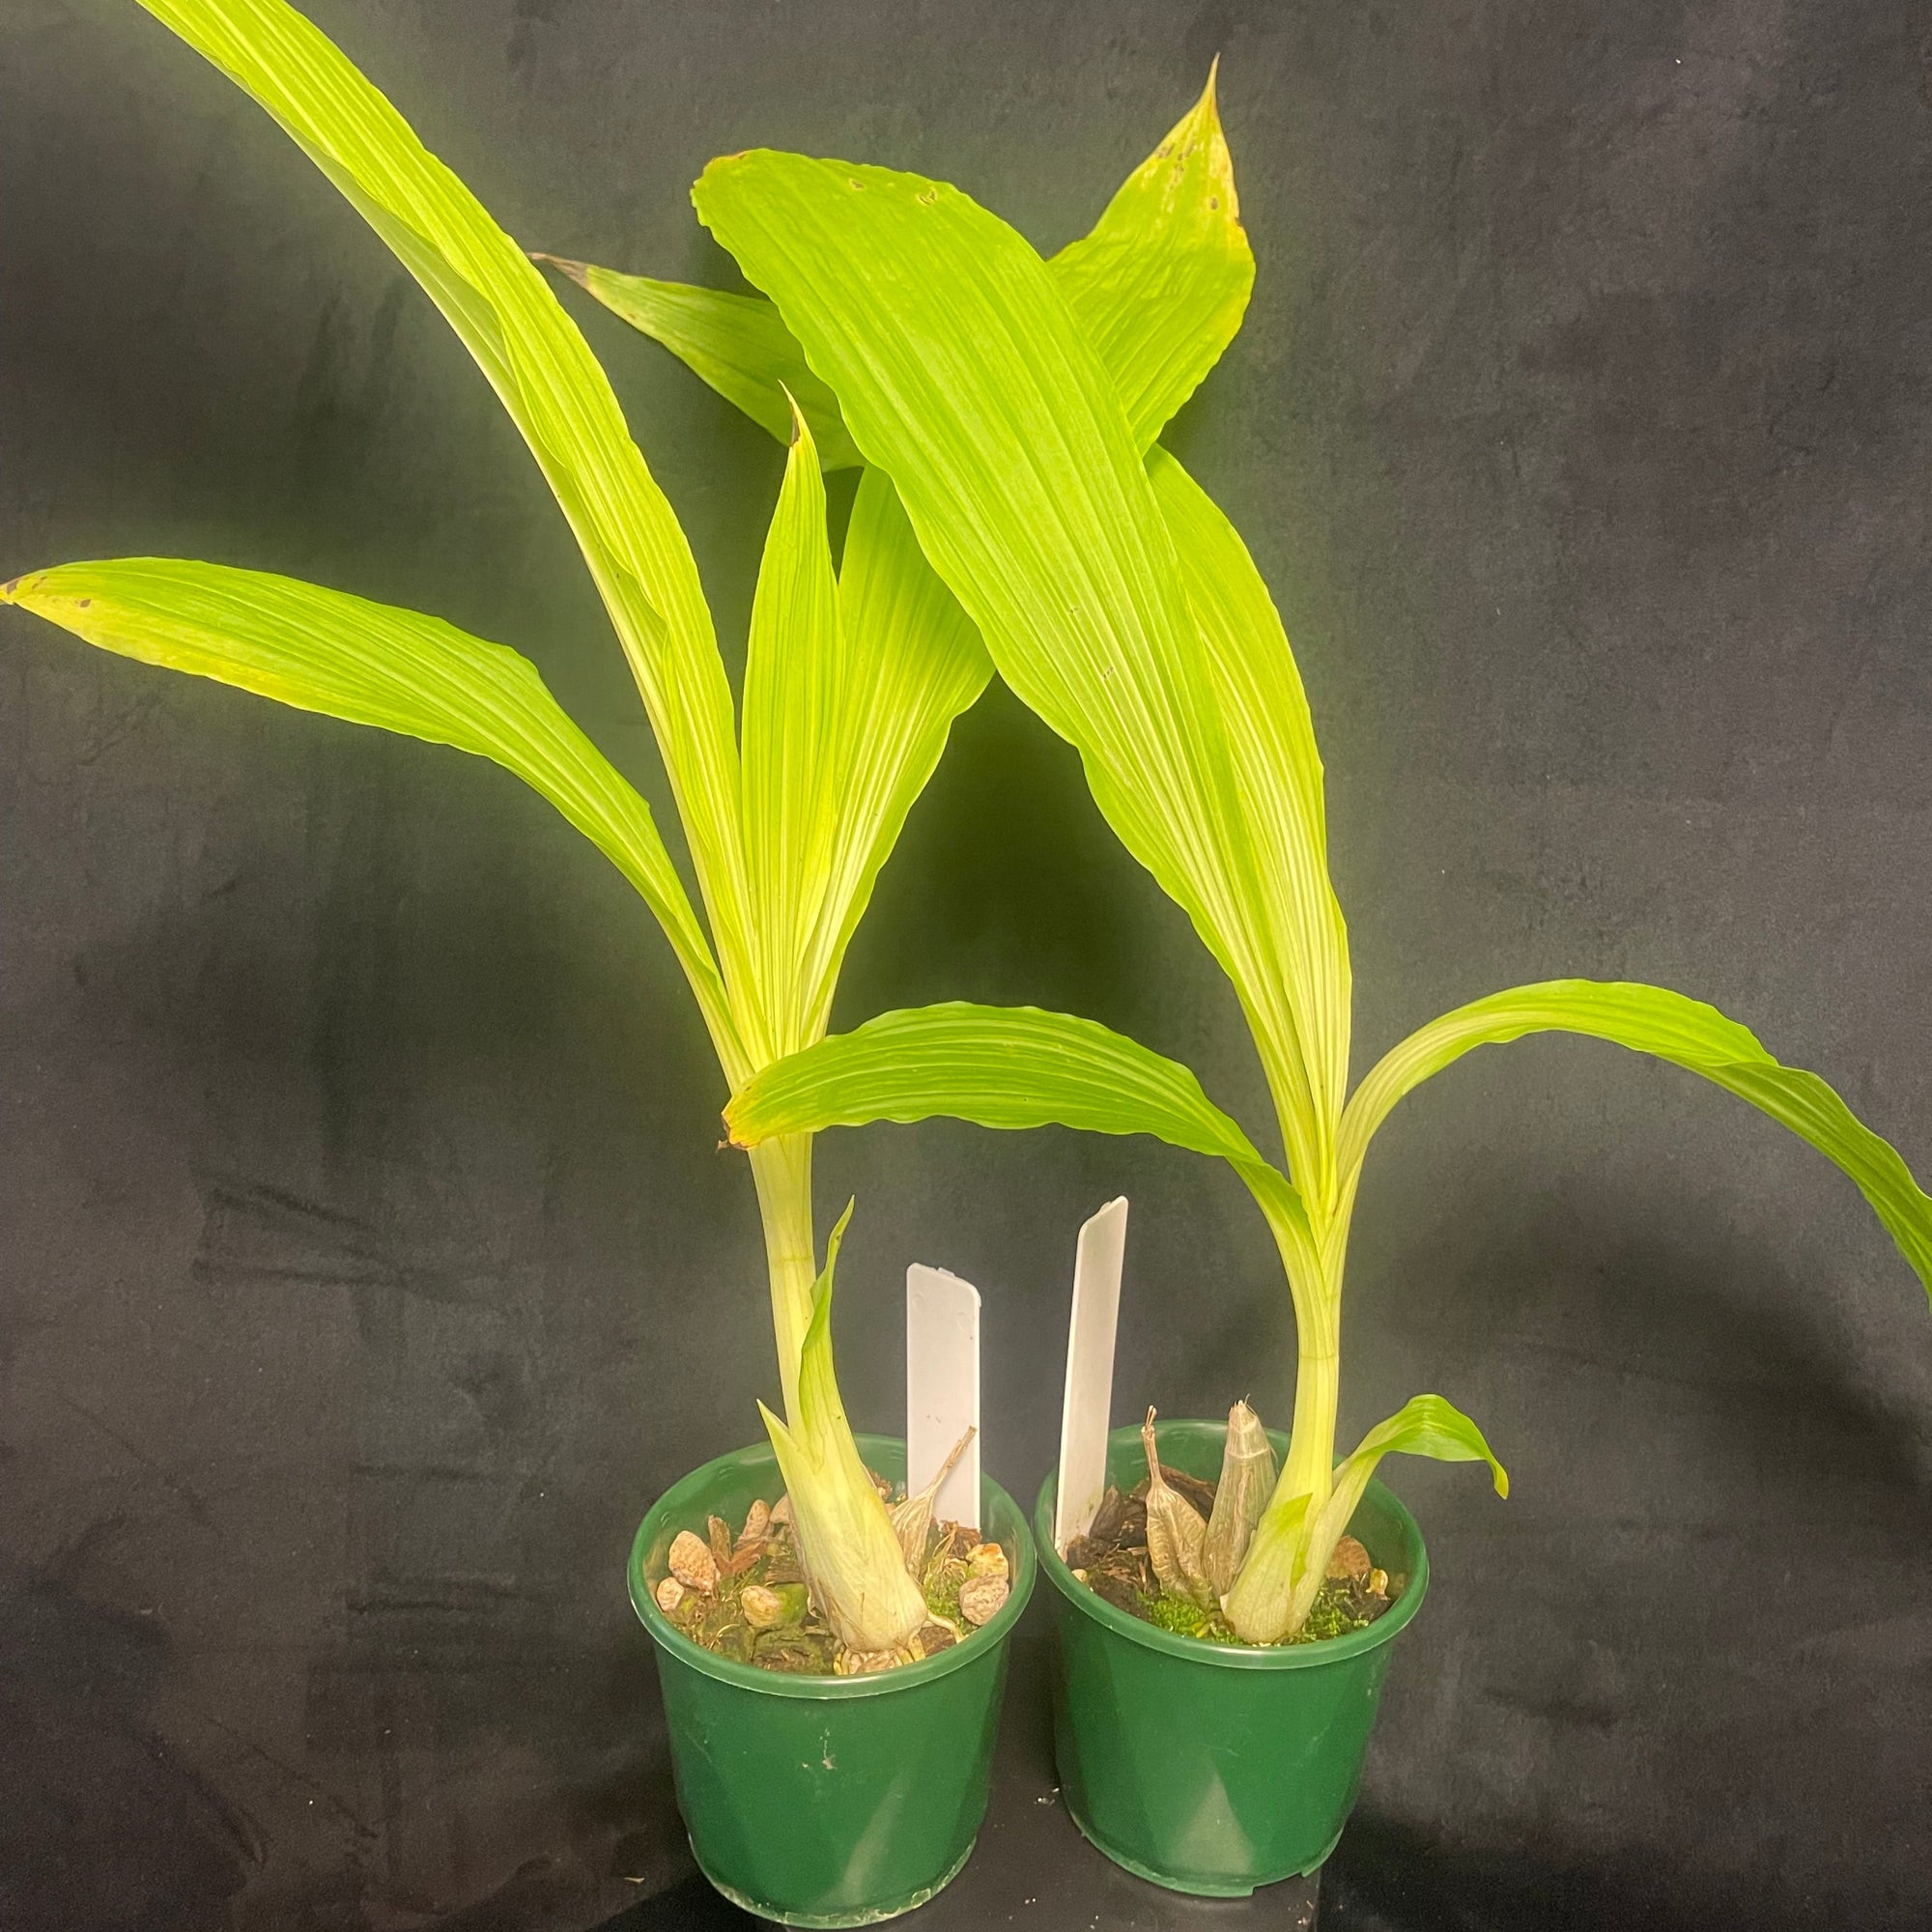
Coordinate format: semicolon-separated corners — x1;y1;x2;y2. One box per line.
1297;1397;1504;1626
736;429;989;1055
100;0;974;1652
1;558;736;1053
134;0;757;1046
1337;1394;1509;1501
694;152;1340;1200
556;65;1250;463
738;410;845;1051
1047;61;1254;446
724;1001;1315;1258
796;469;989;1037
533;255;863;469
1340;980;1932;1306
542;76;1259;1072
1148;446;1348;1150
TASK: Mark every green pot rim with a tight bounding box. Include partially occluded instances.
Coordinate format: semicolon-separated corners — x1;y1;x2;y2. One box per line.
1032;1416;1430;1671
630;1430;1036;1700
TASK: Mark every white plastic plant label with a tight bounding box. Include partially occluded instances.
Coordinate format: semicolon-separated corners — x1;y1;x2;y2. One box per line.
1054;1197;1128;1550
905;1264;981;1529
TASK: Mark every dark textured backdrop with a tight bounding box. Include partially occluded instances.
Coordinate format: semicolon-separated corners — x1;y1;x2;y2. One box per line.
4;2;1930;1928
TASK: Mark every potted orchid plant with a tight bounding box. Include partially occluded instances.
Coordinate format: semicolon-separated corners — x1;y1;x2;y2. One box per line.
636;73;1932;1899
0;0;1034;1920
1;3;1376;1919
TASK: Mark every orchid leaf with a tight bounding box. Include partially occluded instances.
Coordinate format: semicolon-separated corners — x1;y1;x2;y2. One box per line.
1229;1393;1505;1643
1341;980;1932;1306
132;0;759;1046
1148;446;1348;1145
738;408;845;1049
87;0;985;1653
693;151;1341;1203
0;557;737;1054
533;255;863;468
725;1001;1316;1263
736;424;990;1054
1284;1395;1505;1637
1048;60;1254;444
758;1201;929;1650
554;65;1250;463
799;470;990;1036
1337;1394;1510;1501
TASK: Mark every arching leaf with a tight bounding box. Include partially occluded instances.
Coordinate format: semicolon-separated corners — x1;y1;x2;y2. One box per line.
725;1001;1315;1264
2;557;737;1057
553;64;1251;461
1341;980;1932;1306
133;0;757;1043
694;151;1341;1201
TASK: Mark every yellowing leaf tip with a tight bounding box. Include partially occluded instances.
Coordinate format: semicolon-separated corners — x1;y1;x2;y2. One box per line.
829;1196;856;1246
0;570;56;608
1178;56;1238;219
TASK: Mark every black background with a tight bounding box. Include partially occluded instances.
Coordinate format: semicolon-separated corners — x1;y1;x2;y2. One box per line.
5;3;1931;1928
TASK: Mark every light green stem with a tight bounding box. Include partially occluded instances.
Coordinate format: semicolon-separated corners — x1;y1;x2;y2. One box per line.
1264;1193;1343;1521
1223;1194;1345;1641
1279;1334;1339;1517
748;1132;817;1419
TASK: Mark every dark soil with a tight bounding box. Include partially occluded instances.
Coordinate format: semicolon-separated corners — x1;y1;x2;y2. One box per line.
1062;1465;1403;1646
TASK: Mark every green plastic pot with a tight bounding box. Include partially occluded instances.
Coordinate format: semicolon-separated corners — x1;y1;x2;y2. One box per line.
630;1433;1035;1926
1034;1416;1428;1896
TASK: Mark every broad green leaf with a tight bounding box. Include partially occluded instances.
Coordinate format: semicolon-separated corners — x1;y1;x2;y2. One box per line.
553;74;1249;1055
546;81;1258;1075
736;437;989;1056
134;0;759;1051
795;469;990;1037
559;65;1249;462
1333;1394;1509;1505
533;254;863;469
724;1001;1316;1265
122;0;956;1659
757;1202;927;1648
1148;446;1349;1150
1289;1395;1504;1633
738;410;845;1050
1049;61;1254;445
694;153;1339;1203
1339;980;1932;1306
1;558;738;1058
